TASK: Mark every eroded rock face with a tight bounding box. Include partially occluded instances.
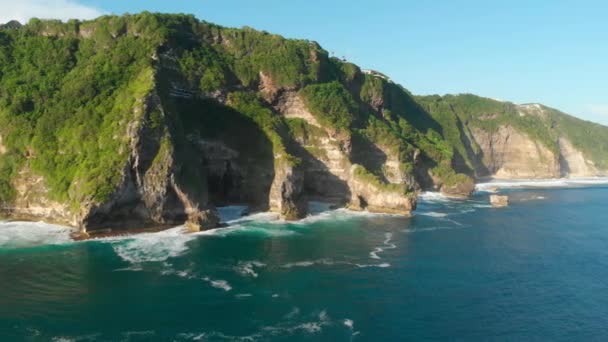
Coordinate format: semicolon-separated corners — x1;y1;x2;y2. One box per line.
490;195;509;208
470;125;560;179
274;92;321;127
349;167;416;215
185;208;221;232
276;94;417;216
269;162;307;220
558;138;600;177
5;167;77;226
440;178;476;198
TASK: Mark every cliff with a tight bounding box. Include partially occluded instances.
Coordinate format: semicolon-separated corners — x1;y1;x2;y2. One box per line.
417;95;608;180
0;13;606;232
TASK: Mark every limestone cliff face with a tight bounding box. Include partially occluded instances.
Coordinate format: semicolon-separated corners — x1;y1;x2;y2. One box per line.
277;92;416;215
8;167;76;225
268;162;306;220
469;125;561;179
349;167;416;214
463;117;605;179
558;138;600;177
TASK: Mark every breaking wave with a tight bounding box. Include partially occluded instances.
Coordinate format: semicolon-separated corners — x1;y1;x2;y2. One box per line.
107;227;195;264
418;192;452;202
0;221;72;249
234;260;266;278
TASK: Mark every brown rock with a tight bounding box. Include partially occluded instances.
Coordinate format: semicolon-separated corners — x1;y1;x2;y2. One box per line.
185;209;220;232
490;195;509;208
440;177;476;198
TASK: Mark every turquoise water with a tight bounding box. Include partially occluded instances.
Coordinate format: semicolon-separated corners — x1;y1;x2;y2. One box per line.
2;185;608;341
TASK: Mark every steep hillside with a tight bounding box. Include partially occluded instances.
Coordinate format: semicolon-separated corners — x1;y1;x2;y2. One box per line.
416;94;608;178
0;13;468;232
0;13;605;233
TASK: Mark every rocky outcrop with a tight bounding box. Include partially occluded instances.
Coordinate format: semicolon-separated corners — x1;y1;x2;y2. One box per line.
490;195;509;208
269;162;307;220
440;178;476;198
349;167;417;215
470;125;560;179
280;100;417;215
4;167;77;225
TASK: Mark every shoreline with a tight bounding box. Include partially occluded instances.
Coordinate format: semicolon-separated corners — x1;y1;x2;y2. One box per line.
3;176;608;239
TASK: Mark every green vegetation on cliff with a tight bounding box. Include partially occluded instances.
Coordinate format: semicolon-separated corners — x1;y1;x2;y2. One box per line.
300;81;357;134
2;11;606;218
0;20;156;205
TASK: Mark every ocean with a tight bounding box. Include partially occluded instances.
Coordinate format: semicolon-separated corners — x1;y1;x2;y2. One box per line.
2;180;608;341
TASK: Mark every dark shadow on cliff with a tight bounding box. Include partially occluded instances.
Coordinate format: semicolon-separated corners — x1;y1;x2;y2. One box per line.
384;83;444;136
351;133;390;183
168;97;276;210
451;105;490;178
287;139;352;207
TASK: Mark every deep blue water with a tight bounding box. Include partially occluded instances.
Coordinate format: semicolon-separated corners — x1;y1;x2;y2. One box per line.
1;185;608;341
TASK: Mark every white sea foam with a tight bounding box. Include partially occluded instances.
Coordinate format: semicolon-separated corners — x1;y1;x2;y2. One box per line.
344;319;354;329
281;259;337;268
476;177;608;191
235;293;253;298
234;260;266;278
369;232;396;259
0;221;73;249
281;258;390;269
355;262;390;268
113;265;144;272
419;211;448;218
403;226;461;234
196;224;296;238
178;310;345;340
109;227;195;264
418;191;451;202
202;277;232;291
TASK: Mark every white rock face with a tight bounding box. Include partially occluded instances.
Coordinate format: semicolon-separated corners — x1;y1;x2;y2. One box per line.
558;138;599;177
471;125;560;179
274;91;321;127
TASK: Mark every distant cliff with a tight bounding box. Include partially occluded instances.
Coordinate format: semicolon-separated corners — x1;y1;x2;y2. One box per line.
0;13;606;232
417;95;608;179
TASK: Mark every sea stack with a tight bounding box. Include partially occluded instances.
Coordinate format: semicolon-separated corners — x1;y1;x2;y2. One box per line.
490;195;509;208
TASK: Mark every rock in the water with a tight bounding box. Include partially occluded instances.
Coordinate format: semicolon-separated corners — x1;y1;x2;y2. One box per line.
185;209;220;232
440;178;476;198
490;195;509;208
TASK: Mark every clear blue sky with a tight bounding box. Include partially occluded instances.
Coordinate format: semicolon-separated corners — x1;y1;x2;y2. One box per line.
29;0;608;124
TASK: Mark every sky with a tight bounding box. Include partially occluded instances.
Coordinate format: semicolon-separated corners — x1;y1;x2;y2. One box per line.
1;0;607;125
